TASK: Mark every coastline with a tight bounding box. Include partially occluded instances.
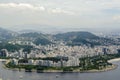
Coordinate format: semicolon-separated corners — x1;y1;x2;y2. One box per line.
80;65;118;73
1;58;119;73
108;58;120;63
3;64;117;73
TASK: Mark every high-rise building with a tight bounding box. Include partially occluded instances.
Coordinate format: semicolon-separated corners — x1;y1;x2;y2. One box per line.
0;49;8;57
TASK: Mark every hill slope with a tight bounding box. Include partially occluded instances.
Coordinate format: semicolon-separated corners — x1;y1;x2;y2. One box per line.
0;28;17;41
54;32;101;46
54;31;99;40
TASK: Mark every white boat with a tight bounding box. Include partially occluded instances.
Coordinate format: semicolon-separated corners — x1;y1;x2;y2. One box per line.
19;76;23;79
56;75;59;78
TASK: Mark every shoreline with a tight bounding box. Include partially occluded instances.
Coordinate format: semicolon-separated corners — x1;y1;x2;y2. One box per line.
108;58;120;63
1;58;119;73
3;64;117;73
80;65;118;73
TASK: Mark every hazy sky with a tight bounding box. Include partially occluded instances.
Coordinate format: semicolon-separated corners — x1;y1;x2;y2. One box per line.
0;0;120;30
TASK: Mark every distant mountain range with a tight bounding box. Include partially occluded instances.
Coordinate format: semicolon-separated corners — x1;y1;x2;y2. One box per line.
19;32;53;45
0;27;119;46
5;24;120;35
54;31;99;40
53;32;101;46
0;28;18;41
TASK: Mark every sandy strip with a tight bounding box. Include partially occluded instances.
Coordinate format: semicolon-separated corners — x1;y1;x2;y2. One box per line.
108;58;120;63
0;59;7;62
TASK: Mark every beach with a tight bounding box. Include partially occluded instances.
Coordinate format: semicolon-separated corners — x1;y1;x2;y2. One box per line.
1;58;120;73
108;58;120;63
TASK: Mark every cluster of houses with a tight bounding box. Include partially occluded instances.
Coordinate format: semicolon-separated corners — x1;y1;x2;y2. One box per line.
1;43;120;67
11;56;80;67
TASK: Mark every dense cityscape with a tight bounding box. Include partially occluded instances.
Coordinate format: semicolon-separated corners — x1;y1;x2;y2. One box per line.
0;0;120;80
0;28;119;72
2;44;120;67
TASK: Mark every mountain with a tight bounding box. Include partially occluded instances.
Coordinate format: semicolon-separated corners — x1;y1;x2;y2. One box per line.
34;37;53;45
18;32;53;45
0;28;17;41
54;31;101;46
0;27;118;46
20;32;45;38
18;29;41;33
54;31;99;40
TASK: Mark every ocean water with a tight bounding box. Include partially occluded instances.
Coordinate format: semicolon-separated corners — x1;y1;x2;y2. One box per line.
0;61;120;80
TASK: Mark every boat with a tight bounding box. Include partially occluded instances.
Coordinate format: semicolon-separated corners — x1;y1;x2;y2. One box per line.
56;75;59;78
19;76;23;79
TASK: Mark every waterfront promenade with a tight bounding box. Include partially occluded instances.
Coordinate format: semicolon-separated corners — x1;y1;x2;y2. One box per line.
0;59;7;62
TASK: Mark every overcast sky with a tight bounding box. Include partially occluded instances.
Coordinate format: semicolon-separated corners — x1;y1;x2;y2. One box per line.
0;0;120;30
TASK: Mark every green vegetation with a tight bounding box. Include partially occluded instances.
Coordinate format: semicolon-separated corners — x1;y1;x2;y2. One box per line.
79;54;120;71
19;32;53;45
20;32;42;38
41;57;68;62
34;37;52;45
0;28;118;46
0;43;21;52
26;57;69;62
17;57;68;63
23;45;33;53
54;31;119;46
0;28;16;41
6;62;80;72
80;55;109;70
54;32;102;46
54;31;99;41
67;38;101;46
0;43;33;52
0;57;11;59
5;54;120;72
